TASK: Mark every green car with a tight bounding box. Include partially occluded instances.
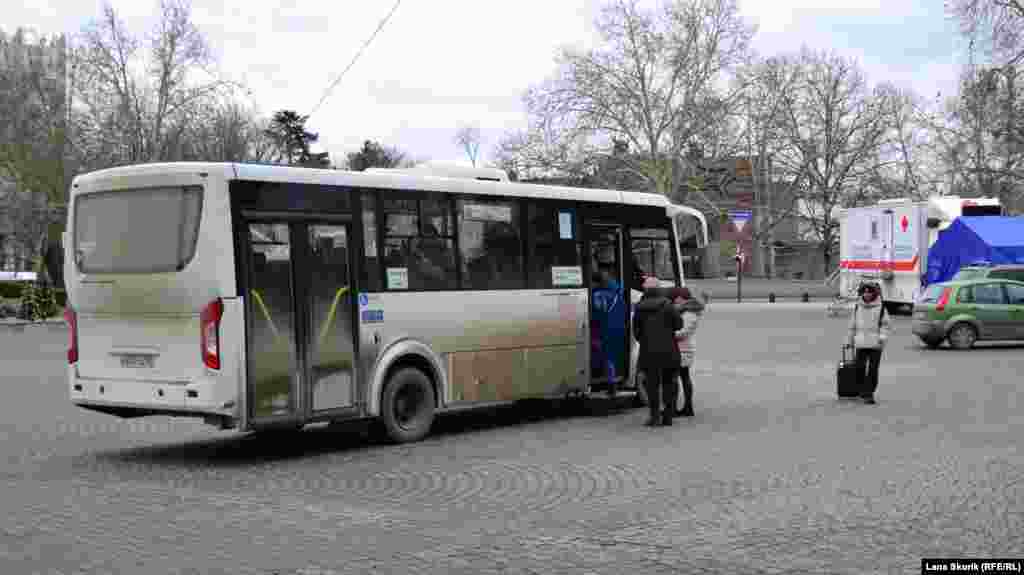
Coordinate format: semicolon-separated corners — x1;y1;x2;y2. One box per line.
912;279;1024;349
952;264;1024;283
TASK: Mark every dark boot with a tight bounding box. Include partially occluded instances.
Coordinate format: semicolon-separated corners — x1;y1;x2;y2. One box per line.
645;413;660;427
678;370;694;416
661;410;673;426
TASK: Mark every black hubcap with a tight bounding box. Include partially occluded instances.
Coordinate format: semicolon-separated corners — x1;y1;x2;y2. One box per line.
394;384;426;428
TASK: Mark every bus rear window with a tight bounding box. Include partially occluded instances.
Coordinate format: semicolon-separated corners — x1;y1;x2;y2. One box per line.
74;186;203;274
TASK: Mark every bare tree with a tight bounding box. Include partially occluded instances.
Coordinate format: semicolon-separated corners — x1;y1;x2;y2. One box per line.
924;65;1024;203
943;3;1024;208
949;0;1024;70
862;86;946;201
0;28;68;281
769;48;896;274
0;29;67;210
68;0;239;171
182;100;274;162
506;0;755;199
454;124;482;167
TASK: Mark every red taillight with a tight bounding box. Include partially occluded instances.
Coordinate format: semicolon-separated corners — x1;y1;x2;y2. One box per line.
64;307;78;364
200;299;223;370
936;287;952;311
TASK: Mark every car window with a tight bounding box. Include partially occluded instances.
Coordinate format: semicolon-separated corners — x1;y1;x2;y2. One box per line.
953;269;984;281
973;283;1007;305
920;284;947;303
956;285;973;303
1005;284;1024;305
990;269;1024;282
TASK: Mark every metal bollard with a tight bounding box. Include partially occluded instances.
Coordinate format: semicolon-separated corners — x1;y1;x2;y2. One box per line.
768;293;776;303
801;292;810;303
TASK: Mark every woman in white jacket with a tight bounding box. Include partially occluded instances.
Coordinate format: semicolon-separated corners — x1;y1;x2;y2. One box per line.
670;287;704;417
846;281;891;404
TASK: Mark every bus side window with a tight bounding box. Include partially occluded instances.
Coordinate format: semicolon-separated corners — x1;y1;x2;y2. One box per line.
458;198;524;290
361;192;381;291
526;202;581;289
380;193;457;291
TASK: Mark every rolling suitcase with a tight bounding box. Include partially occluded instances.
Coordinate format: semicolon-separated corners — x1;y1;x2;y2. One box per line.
837;344;860;398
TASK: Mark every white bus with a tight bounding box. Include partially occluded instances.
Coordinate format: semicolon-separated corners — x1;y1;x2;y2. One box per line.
64;162;707;443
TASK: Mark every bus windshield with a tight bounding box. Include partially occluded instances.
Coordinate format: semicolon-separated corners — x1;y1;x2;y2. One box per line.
630;227;677;286
74;186;203;274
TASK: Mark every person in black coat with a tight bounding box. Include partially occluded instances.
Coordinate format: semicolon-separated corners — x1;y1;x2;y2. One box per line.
632;285;683;426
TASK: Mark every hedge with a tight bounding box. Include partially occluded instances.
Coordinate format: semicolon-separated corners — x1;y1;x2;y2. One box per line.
0;282;25;299
0;282;66;307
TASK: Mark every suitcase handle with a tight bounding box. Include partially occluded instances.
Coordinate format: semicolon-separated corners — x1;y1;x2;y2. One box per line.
841;343;853;362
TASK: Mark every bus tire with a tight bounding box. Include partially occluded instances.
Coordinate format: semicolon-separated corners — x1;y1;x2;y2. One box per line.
379;367;436;444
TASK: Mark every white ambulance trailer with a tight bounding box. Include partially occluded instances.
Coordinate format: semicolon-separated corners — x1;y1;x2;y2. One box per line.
833;196;1003;314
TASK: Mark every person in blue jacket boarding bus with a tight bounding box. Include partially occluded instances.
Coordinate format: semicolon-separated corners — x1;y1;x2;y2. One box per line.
592;264;626;396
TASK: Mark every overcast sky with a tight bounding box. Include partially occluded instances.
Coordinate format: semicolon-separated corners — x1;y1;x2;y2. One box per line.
9;0;968;167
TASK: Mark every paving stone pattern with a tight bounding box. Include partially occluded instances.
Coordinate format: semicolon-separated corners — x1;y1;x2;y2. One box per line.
1;306;1022;574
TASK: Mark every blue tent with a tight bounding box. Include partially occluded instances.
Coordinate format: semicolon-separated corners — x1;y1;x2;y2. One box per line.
925;217;1024;285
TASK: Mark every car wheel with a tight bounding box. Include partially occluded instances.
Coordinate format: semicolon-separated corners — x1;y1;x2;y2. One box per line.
919;337;942;350
947;323;977;350
380;367;436;444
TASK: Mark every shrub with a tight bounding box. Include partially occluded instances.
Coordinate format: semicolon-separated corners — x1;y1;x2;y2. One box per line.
18;281;58;321
0;281;25;300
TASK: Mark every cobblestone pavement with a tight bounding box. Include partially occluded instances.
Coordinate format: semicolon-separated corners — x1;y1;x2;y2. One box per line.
2;306;1023;574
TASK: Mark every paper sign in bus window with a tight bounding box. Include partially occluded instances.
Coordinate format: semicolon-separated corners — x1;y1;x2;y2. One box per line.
551;266;583;287
463;203;512;223
386;267;408;290
558;210;574;239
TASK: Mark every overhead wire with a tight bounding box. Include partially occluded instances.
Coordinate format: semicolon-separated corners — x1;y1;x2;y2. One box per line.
308;0;403;119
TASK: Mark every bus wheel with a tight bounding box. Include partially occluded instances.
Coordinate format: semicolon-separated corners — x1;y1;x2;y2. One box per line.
380;367;436;444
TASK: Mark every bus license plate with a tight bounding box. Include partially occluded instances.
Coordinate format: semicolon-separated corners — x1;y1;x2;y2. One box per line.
120;354;155;369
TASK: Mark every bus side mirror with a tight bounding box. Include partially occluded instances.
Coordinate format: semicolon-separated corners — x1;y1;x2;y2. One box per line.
926;217;941;229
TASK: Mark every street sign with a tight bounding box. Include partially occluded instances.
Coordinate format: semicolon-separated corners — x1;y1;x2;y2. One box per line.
728;209;752;233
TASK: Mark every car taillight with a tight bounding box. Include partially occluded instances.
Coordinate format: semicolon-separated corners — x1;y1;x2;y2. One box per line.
936;287;952;311
64;307;78;364
200;299;223;370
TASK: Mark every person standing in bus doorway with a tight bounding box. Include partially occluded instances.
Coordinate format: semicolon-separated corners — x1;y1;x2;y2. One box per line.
594;264;626;397
633;279;682;426
669;287;704;417
847;281;890;404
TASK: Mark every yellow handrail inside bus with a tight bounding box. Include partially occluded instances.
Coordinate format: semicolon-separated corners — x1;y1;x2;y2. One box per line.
317;286;350;348
249;289;281;341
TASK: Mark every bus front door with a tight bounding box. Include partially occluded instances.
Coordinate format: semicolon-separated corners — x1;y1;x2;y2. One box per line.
243;220;358;428
587;224;627;392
